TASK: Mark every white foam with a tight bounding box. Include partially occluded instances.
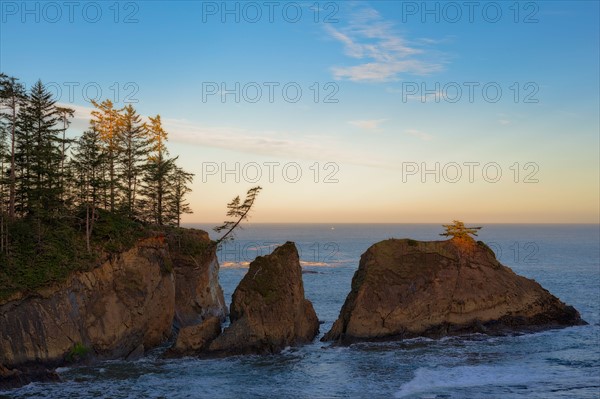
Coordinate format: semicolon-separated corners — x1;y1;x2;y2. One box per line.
221;261;251;268
394;364;549;398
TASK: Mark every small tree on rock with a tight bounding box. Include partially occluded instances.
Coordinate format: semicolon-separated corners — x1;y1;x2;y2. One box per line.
440;220;482;239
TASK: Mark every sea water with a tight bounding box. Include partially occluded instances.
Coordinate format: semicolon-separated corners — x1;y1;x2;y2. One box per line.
1;224;598;398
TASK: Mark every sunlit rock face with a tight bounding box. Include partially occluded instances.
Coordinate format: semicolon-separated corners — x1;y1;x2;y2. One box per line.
323;237;585;344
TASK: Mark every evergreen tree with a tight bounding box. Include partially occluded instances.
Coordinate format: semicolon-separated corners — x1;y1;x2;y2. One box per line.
90;99;122;212
214;186;262;246
55;106;75;204
440;220;482;239
140;115;173;226
71;128;107;251
117;104;148;219
0;74;26;218
165;165;194;227
14;80;64;216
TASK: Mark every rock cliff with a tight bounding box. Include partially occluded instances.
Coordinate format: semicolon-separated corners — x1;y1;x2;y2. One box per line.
0;229;227;388
0;237;175;367
169;229;227;328
323;237;585;343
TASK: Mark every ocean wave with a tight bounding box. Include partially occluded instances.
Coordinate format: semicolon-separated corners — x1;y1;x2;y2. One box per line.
221;260;341;268
221;261;251;268
394;363;575;398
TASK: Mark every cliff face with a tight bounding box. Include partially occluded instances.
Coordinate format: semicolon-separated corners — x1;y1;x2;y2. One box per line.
0;237;175;367
323;238;585;343
170;229;227;327
0;229;227;373
207;242;319;356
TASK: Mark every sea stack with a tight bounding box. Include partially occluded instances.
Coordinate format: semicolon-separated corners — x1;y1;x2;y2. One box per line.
207;242;319;355
323;237;585;344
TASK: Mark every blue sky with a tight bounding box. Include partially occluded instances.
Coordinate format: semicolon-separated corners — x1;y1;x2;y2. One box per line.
1;1;598;223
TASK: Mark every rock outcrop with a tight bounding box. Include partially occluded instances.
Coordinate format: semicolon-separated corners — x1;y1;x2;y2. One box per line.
0;228;228;387
168;316;222;356
170;229;227;327
207;242;319;356
323;238;585;343
0;363;59;390
0;237;175;367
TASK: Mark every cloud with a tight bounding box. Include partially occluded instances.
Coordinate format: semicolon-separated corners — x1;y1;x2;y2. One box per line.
327;7;444;82
61;102;398;170
348;119;387;131
405;129;433;141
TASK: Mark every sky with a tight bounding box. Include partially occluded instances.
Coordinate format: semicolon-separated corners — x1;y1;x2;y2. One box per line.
1;0;598;223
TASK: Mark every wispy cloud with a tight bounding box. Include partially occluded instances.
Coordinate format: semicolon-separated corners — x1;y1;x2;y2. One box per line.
327;6;444;82
348;119;387;131
62;102;399;170
405;129;433;141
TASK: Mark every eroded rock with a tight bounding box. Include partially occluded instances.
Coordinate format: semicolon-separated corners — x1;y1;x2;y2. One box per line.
207;242;319;355
323;237;585;343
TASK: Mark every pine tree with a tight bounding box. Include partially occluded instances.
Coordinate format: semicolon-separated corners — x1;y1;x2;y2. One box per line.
71;128;108;251
14;80;64;217
0;74;26;218
140;115;173;226
440;220;482;239
90;99;122;212
117;104;148;219
165;165;194;227
214;186;262;246
55;106;75;204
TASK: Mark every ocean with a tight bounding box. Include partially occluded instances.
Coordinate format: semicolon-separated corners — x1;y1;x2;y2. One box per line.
2;224;599;398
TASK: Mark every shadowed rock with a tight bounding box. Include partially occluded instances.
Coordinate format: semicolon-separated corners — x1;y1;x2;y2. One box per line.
207;242;319;356
170;229;227;327
0;237;175;368
0;364;59;390
323;237;585;344
167;316;222;356
0;229;228;387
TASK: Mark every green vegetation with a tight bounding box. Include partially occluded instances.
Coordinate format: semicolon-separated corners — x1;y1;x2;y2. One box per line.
0;73;261;302
0;212;149;301
0;74;194;301
477;240;496;257
66;342;90;363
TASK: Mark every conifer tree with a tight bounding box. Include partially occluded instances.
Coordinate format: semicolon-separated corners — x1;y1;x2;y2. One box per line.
140;115;174;226
71;128;107;251
55;106;75;204
0;74;26;218
214;186;262;246
165;165;194;227
117;104;148;218
440;220;482;239
14;80;64;216
90;99;122;212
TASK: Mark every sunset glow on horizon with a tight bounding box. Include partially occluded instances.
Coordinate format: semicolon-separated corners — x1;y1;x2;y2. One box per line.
3;1;598;224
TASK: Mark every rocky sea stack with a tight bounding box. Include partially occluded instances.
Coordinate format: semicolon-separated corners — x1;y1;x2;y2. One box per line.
323;237;585;344
206;241;319;356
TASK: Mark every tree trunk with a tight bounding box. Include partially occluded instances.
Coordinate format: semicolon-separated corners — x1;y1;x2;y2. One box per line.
8;98;16;219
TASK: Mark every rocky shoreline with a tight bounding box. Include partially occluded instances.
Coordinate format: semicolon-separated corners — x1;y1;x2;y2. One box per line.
0;230;586;390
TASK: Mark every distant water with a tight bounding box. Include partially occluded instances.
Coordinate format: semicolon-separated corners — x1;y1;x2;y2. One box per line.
2;224;599;398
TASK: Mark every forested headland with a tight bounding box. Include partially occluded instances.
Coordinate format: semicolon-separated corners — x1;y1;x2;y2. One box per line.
0;73;194;300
